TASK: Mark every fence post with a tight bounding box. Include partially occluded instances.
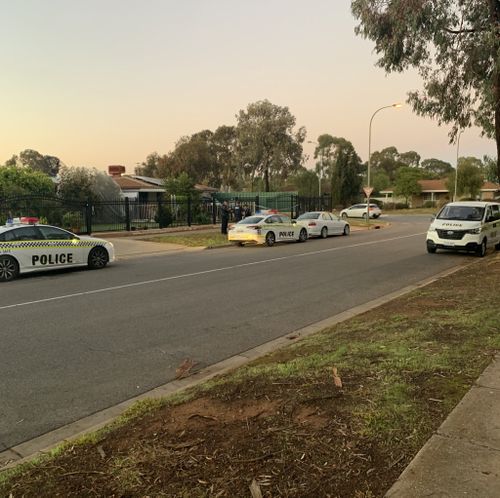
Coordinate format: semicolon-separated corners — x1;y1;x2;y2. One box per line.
290;194;294;219
125;197;131;231
187;196;192;227
255;195;259;214
212;195;217;224
85;200;92;234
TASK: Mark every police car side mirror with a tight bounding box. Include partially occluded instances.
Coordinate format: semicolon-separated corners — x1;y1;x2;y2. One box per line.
430;215;436;221
487;215;495;223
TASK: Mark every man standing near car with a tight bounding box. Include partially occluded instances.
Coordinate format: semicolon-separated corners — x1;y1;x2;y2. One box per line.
234;200;242;222
221;201;230;235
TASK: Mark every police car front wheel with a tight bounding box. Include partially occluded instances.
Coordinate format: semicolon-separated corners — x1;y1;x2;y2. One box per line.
0;256;19;282
88;246;109;269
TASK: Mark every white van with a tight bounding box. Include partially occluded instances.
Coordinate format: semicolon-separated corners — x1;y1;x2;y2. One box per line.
426;201;500;257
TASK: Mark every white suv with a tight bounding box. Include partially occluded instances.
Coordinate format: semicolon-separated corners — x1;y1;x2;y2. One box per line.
340;203;382;219
426;201;500;257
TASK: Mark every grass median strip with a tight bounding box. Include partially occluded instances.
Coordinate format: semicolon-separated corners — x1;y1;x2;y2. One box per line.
1;255;499;497
143;231;230;248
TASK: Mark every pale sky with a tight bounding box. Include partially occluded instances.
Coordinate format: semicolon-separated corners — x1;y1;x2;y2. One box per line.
1;0;496;174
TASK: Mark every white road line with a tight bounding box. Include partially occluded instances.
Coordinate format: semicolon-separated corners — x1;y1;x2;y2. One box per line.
1;232;426;311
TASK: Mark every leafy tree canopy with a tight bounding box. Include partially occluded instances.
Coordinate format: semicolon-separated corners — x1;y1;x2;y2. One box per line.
135;152;168;178
483;155;500;183
6;149;62;177
369;146;402;181
57;166;121;202
446;157;484;199
164;172;198;198
287;167;320;197
0;165;55;198
313;135;363;205
420;158;454;178
351;0;500;180
394;166;422;205
236;100;305;192
372;170;391;193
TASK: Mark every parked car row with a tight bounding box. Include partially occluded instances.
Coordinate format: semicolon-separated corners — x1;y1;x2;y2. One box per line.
227;211;350;246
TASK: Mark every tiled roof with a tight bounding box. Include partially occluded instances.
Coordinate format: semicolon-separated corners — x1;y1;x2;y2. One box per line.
112;176;163;191
381;179;500;194
418;179;448;191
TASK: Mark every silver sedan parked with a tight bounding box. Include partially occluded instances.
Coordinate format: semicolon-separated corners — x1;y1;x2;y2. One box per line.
295;211;350;238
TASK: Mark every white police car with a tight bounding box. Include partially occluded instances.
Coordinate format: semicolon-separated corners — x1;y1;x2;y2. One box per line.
0;218;115;282
228;213;308;246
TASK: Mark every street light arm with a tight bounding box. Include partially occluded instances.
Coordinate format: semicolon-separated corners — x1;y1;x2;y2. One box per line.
368;103;402;188
366;102;402;223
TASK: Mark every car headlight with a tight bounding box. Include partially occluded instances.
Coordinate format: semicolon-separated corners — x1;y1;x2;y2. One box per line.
466;227;481;234
428;226;436;232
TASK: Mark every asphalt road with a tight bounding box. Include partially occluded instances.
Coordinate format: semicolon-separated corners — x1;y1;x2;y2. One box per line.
0;215;471;451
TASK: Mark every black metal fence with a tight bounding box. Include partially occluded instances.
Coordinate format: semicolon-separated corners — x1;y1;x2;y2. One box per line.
0;194;333;234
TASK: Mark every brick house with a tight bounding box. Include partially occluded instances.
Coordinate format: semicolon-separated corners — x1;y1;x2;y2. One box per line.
379;179;500;207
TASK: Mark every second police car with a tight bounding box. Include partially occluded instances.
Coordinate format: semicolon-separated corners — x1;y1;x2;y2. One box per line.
228;213;308;246
0;218;115;282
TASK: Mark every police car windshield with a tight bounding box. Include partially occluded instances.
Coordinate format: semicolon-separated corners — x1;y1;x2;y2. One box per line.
239;216;264;224
437;205;484;221
297;212;320;220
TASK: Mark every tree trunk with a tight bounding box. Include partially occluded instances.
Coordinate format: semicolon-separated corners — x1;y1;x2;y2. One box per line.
489;0;500;181
495;67;500;182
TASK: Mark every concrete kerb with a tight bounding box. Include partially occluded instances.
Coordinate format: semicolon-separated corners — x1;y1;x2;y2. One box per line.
0;260;471;471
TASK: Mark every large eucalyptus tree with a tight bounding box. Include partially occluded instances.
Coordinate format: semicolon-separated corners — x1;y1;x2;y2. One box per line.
351;0;500;181
236;100;305;192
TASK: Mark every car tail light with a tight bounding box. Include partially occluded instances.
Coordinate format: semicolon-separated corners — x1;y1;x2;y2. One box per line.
308;222;317;226
246;225;262;234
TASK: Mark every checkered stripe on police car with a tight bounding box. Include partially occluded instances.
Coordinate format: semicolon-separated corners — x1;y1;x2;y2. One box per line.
0;240;99;250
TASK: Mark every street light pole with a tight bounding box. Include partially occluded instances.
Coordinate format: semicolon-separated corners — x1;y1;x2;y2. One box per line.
366;103;402;221
454;130;463;202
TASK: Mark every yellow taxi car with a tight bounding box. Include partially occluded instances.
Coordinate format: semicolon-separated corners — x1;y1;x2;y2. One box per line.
0;218;115;282
228;214;308;246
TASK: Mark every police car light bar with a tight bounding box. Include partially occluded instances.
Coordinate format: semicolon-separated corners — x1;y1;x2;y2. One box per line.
6;216;40;226
20;217;39;224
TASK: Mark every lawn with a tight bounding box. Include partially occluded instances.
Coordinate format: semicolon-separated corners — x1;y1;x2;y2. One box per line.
2;254;499;497
142;230;230;248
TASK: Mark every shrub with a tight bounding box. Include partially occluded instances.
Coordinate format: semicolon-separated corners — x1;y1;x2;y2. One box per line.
193;212;211;225
62;211;81;230
423;201;437;208
155;205;172;228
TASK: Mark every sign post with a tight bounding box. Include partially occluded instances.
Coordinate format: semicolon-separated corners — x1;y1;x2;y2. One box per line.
363;187;374;222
